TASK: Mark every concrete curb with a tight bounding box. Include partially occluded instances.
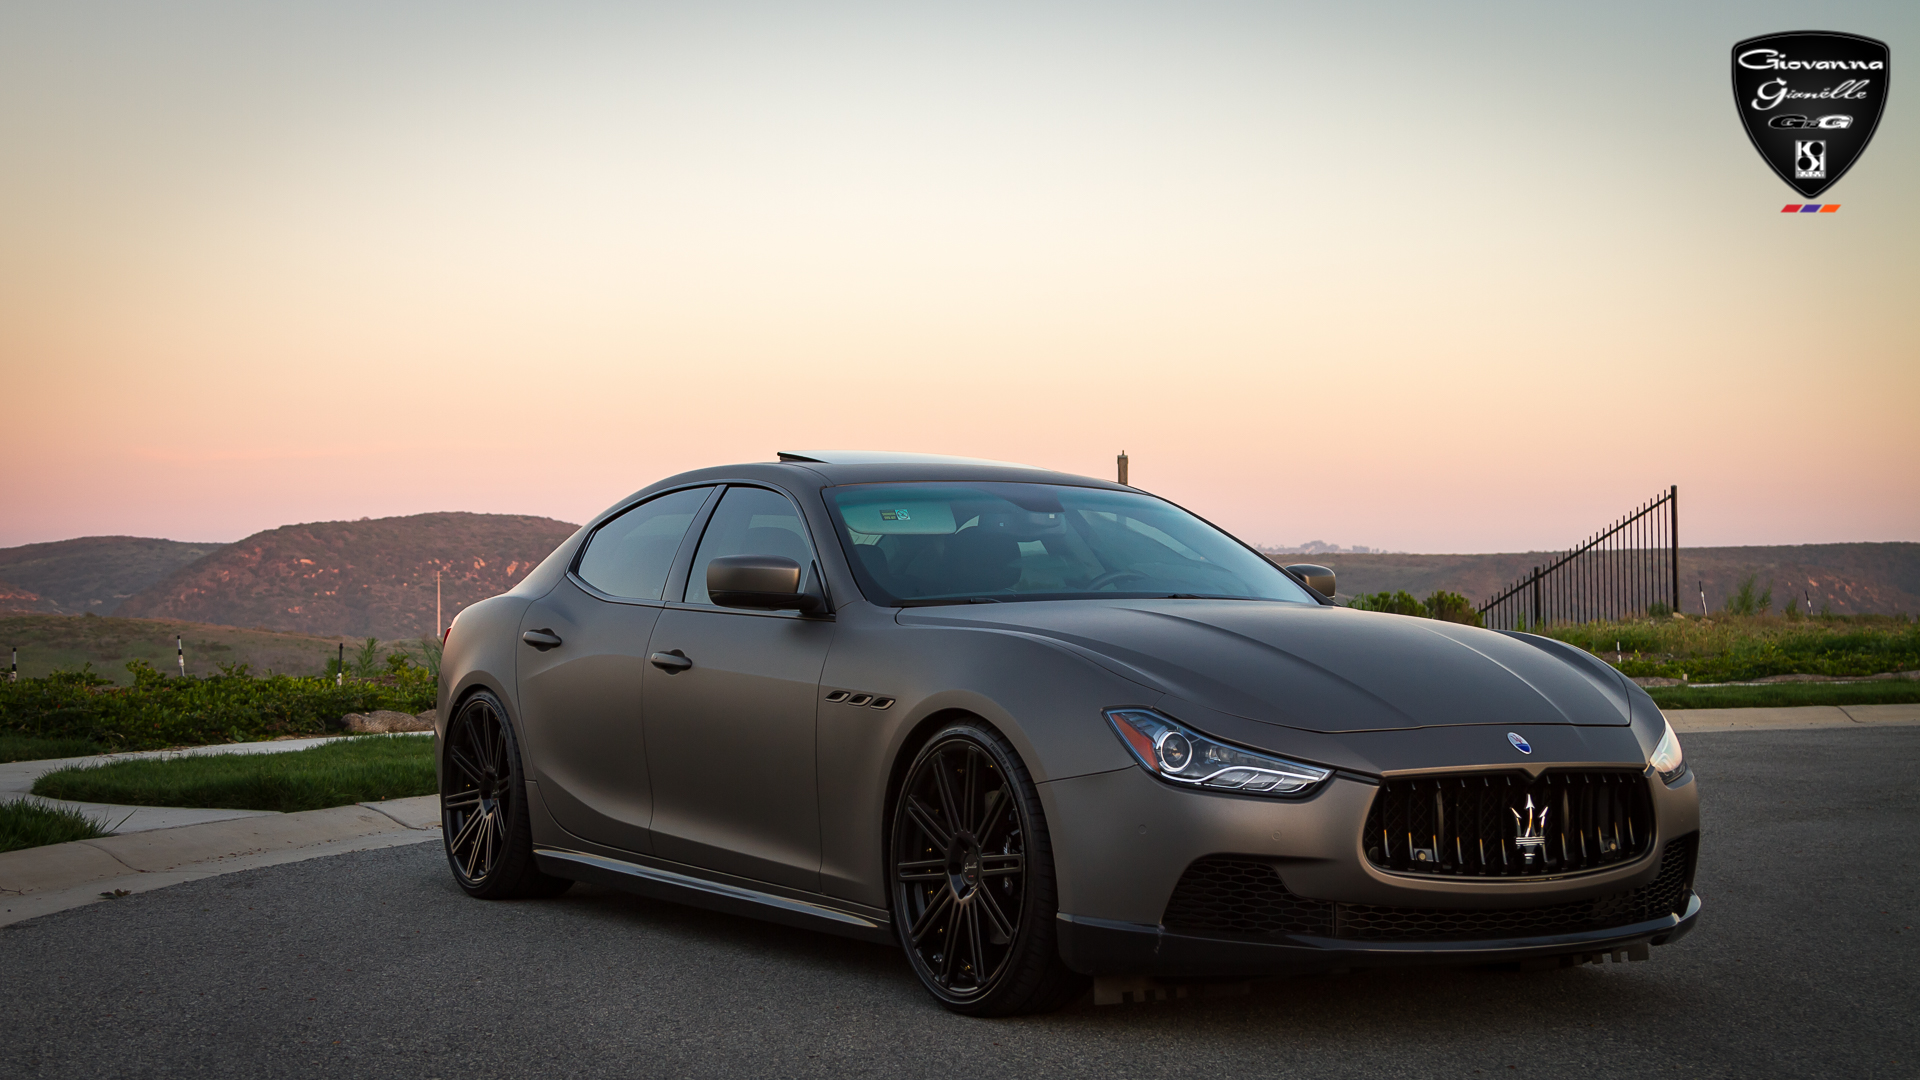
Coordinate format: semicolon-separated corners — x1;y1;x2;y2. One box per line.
1664;702;1920;732
0;795;441;927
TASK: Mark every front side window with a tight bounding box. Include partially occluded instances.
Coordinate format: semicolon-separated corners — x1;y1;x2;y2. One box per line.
684;486;818;605
826;482;1314;606
575;487;711;600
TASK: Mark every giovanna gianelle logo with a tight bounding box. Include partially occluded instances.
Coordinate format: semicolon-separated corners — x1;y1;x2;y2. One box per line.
1732;31;1889;213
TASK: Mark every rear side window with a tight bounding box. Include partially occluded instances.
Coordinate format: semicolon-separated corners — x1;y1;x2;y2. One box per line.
575;487;711;600
684;486;817;605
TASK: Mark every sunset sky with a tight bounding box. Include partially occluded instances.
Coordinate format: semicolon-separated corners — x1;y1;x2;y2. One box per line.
2;1;1914;554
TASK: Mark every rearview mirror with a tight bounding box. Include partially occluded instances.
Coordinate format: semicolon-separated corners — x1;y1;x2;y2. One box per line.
708;555;822;612
1284;563;1335;597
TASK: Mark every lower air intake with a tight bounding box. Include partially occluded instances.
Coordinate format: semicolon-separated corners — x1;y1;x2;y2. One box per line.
1161;836;1694;943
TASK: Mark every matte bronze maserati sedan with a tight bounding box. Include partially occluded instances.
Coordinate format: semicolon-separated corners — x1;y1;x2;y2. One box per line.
436;452;1700;1015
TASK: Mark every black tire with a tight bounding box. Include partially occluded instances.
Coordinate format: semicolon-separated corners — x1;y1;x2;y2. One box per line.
441;690;571;900
890;720;1088;1016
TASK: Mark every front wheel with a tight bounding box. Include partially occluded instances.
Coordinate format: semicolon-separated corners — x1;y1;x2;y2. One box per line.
890;721;1087;1015
441;690;571;900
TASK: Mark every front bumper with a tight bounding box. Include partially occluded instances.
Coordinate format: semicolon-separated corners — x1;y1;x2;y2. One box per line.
1057;890;1701;978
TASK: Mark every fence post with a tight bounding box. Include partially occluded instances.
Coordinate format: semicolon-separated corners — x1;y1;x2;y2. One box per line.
1530;567;1542;630
1669;484;1680;617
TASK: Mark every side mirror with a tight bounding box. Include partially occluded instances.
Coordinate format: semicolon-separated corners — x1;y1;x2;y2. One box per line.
1284;563;1335;597
707;555;822;613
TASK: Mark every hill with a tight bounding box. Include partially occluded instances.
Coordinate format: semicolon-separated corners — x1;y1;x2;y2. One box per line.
1289;543;1920;616
0;613;427;684
0;580;63;615
0;537;226;615
114;512;579;639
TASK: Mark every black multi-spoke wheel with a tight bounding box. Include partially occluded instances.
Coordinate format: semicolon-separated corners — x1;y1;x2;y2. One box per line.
891;722;1087;1015
442;691;570;900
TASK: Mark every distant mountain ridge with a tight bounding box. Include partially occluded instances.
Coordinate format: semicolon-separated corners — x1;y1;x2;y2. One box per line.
1292;543;1920;615
114;512;579;639
0;536;226;614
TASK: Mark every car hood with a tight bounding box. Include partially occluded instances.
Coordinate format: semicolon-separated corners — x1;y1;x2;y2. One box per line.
896;599;1632;733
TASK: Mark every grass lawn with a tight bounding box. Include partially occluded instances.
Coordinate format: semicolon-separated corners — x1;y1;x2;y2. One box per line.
1647;680;1920;710
0;800;112;853
0;734;106;763
1542;613;1919;684
30;735;436;814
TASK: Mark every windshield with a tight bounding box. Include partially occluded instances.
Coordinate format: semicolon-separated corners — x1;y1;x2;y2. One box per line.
825;482;1315;606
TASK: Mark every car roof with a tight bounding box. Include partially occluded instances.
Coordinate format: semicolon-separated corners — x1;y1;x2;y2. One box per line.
631;455;1128;500
776;449;1036;468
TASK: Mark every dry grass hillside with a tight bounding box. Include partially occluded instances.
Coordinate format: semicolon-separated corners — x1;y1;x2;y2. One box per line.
115;513;579;639
0;536;225;614
0;613;423;684
1293;543;1920;615
0;580;62;615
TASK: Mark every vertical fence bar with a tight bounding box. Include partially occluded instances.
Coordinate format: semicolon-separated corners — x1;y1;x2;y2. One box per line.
1669;485;1680;616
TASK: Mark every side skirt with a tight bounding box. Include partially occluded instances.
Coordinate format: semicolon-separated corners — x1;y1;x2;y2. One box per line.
534;847;895;946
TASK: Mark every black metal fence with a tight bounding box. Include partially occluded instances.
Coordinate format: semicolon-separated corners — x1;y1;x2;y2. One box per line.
1479;486;1678;631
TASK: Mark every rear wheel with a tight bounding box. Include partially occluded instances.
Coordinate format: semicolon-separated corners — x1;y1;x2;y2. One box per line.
890;721;1087;1015
442;690;570;900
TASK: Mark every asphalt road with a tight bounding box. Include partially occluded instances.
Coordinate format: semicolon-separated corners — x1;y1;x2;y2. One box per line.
3;729;1915;1080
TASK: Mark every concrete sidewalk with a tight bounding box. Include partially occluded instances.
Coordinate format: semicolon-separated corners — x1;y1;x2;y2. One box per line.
0;795;441;926
1;734;442;926
1663;701;1919;731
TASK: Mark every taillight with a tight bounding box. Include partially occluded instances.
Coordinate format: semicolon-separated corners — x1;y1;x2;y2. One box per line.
443;623;453;646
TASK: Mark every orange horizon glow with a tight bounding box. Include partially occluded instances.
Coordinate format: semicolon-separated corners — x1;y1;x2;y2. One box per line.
2;3;1915;554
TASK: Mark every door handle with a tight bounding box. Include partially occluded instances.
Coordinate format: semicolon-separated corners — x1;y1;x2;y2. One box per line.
521;629;563;650
649;650;693;673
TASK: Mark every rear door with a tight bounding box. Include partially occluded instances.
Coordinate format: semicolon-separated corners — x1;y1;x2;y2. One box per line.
516;486;715;854
642;484;836;891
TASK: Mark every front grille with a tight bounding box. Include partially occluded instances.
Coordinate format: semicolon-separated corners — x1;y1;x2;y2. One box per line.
1363;770;1654;878
1160;836;1694;943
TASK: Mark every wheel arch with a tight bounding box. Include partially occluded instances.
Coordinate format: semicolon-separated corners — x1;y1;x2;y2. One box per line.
879;707;1005;911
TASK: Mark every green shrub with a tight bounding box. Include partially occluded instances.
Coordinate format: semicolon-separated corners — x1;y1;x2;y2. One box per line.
351;637;382;678
1348;590;1484;627
1424;591;1484;627
1724;574;1775;616
0;660;436;753
1349;591;1427;616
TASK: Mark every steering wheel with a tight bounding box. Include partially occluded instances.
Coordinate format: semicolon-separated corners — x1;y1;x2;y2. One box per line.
1085;569;1146;592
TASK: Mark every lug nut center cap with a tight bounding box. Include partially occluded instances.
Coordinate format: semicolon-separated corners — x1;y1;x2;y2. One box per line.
946;833;982;897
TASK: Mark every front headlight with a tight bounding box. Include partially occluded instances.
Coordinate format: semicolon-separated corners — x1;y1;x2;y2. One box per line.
1105;708;1330;796
1648;716;1686;784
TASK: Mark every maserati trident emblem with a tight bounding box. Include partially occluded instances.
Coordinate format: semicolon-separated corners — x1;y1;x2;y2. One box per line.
1512;795;1551;867
1507;732;1532;754
1734;31;1889;198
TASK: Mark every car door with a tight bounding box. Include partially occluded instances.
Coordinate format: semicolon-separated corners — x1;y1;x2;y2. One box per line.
643;484;836;891
515;486;715;855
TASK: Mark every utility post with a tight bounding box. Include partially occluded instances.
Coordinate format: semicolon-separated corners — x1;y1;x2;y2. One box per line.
9;646;16;683
177;635;186;678
337;642;345;687
436;568;443;640
1117;451;1129;486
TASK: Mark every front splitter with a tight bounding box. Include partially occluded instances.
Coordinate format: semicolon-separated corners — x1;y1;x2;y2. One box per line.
1056;891;1701;977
